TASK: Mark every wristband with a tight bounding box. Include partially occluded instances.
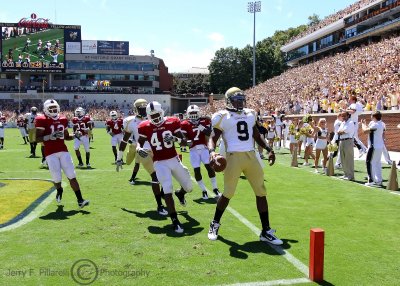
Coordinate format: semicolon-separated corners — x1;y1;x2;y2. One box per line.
117;150;124;161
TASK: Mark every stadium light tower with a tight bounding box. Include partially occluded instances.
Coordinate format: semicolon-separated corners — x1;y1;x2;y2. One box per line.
248;1;261;87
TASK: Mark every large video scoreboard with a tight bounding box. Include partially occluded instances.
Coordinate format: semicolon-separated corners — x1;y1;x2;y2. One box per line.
0;14;81;73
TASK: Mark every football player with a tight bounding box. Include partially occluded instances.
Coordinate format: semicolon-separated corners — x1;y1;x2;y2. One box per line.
0;111;6;149
35;99;89;208
16;114;29;144
105;110;124;162
71;107;93;168
25;106;39;157
180;105;221;200
207;87;282;245
137;101;193;233
116;99;168;216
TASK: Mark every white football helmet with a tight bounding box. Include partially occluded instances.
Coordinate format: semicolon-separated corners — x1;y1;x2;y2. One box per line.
187;105;200;122
134;98;148;118
75;107;85;118
225;87;246;112
31;106;38;114
110;110;118;120
43;99;60;119
146;101;165;126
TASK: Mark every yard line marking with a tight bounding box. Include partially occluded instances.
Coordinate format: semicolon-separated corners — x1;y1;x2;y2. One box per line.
222;277;310;286
189;177;309;277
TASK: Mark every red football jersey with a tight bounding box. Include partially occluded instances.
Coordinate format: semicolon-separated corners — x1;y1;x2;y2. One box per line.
35;115;69;157
105;118;123;135
138;117;181;161
180;118;211;148
72;116;92;136
17;118;26;128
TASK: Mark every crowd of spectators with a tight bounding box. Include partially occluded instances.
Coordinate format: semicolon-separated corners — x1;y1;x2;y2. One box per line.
0;100;133;123
287;0;378;44
201;34;400;117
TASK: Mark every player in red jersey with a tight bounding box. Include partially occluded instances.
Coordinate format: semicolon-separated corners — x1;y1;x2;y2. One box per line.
181;105;221;200
137;101;192;233
0;111;7;149
35;99;89;208
71;107;93;168
105;110;124;162
16;115;29;144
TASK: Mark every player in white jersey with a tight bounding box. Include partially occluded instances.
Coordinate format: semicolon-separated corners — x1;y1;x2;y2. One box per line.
25;106;39;157
207;87;282;245
362;111;385;186
348;95;367;157
116;99;168;216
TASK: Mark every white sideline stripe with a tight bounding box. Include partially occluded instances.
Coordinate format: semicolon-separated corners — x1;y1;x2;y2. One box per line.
0;180;67;232
190;177;309;277
227;206;309;276
222;278;310;286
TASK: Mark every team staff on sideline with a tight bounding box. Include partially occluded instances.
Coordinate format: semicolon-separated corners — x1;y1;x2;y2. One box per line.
361;111;385;186
137;101;193;233
116;99;168;216
337;111;355;181
35;99;89;208
0;111;6;149
207;87;282;245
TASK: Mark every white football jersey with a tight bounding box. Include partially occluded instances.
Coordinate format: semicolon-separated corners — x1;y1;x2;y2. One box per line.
123;115;150;149
367;121;384;149
25;113;37;129
212;108;257;152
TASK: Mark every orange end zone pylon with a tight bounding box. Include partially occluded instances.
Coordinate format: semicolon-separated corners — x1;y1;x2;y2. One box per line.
309;228;325;282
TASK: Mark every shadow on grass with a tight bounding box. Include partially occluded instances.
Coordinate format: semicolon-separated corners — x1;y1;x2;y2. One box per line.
40;205;90;220
315;280;335;286
147;211;203;237
121;207;167;221
131;180;153;186
192;197;217;205
218;235;299;259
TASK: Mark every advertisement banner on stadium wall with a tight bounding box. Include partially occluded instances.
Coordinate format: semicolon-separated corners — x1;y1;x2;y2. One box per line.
82;40;97;54
97;41;129;55
66;42;81;54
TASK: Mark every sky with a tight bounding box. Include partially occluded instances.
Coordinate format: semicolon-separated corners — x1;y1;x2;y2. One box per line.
0;0;357;72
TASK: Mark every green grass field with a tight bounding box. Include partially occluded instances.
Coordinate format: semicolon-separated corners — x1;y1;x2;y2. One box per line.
2;29;64;66
0;128;399;286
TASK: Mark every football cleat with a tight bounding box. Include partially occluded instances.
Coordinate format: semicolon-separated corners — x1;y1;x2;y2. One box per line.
173;222;184;233
86;163;91;169
56;193;62;204
213;188;221;199
78;200;90;209
174;190;186;206
129;179;136;185
77;163;84;168
202;191;208;200
260;229;283;245
157;205;168;216
208;220;220;241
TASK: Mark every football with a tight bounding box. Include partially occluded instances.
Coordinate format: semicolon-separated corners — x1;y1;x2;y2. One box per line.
211;154;227;172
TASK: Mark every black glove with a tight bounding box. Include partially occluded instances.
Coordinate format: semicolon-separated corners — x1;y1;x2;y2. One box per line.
137;148;149;158
163;134;175;143
268;151;275;166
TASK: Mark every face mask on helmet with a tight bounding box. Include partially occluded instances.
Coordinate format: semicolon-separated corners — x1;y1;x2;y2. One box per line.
227;92;246;111
75;107;85;118
110;111;118;120
31;107;37;115
134;99;148;118
186;105;200;122
43;100;60;119
146;102;165;126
